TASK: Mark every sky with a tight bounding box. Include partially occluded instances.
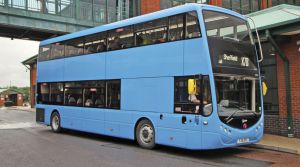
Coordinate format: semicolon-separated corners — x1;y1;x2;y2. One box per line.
0;37;39;87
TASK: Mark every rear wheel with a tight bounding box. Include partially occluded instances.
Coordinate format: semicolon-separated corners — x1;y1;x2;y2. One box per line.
51;112;62;133
136;119;155;149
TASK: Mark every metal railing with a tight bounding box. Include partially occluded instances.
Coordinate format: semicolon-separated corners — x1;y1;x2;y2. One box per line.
0;0;132;24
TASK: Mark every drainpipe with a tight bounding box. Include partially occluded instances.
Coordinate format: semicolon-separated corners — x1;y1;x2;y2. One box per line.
266;29;294;137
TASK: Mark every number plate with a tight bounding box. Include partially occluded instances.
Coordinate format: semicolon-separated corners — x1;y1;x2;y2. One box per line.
237;138;250;144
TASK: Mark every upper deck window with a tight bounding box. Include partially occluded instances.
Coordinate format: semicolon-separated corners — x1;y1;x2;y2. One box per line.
84;32;107;54
135;17;168;46
38;10;202;62
65;38;84;57
39;45;51;62
186;11;201;38
168;14;184;41
51;43;64;60
108;26;134;51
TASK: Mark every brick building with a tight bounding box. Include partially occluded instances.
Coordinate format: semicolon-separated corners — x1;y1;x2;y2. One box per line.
0;88;24;107
22;0;300;138
22;55;37;108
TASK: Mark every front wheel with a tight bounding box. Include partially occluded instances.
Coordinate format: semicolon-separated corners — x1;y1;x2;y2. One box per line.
51;112;62;133
136;119;155;149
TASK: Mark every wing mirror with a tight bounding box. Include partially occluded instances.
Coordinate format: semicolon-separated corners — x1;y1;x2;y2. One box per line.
220;100;229;107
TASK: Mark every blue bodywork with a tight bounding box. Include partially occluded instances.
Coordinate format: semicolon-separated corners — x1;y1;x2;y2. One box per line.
37;4;264;150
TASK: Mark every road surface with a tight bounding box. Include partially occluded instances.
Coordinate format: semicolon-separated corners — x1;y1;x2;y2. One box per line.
0;107;299;167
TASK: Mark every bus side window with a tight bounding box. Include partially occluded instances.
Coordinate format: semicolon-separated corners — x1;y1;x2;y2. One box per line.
168;14;184;41
174;76;201;114
186;11;201;39
108;26;134;51
84;32;107;54
38;45;51;62
106;80;120;109
65;38;84;57
202;76;212;116
49;83;64;105
51;43;64;60
134;17;168;46
37;83;50;104
64;82;83;106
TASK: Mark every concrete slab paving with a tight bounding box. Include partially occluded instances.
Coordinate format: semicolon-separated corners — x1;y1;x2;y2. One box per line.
251;134;300;155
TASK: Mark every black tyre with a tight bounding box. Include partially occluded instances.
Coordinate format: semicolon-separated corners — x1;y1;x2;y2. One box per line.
51;112;62;133
136;119;155;149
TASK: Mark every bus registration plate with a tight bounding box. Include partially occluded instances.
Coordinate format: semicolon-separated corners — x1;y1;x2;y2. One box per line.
237;138;249;144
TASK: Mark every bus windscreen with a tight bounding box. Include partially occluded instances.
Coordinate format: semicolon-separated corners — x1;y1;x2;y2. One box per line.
203;10;258;76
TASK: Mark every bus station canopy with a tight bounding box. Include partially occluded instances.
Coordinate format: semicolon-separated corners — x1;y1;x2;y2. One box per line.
247;4;300;35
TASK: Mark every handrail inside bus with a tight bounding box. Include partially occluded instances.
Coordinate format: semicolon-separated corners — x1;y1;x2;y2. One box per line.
246;16;264;63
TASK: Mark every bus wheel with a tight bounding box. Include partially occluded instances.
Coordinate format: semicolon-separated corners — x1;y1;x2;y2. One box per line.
51;112;62;133
136;119;155;149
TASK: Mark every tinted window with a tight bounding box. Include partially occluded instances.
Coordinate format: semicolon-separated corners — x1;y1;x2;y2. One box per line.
64;82;83;106
39;45;51;61
84;32;107;54
65;38;84;57
174;75;212;115
108;26;134;51
107;80;120;109
168;14;184;41
51;43;64;59
186;11;201;38
135;18;168;46
83;81;106;108
37;83;50;104
50;83;64;105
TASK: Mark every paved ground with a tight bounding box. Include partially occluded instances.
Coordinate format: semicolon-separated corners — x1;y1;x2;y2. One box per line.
0;108;299;167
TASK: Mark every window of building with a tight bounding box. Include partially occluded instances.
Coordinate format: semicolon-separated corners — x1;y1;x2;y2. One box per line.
65;38;84;57
168;14;184;41
50;83;64;105
135;17;168;46
222;0;232;9
39;45;51;62
84;32;107;54
106;80;120;109
51;43;65;59
260;43;279;115
174;75;212;115
37;83;50;104
93;0;107;23
232;0;241;13
241;0;250;14
186;11;201;38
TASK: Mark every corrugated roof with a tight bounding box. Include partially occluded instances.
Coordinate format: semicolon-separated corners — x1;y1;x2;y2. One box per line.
248;4;300;31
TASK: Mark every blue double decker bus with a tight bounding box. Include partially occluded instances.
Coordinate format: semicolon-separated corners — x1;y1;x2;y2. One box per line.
36;3;264;150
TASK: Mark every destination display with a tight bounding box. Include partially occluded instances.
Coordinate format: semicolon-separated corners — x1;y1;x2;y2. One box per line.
217;53;251;67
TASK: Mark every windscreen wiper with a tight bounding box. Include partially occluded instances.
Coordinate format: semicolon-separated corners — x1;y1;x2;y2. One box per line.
225;109;242;124
222;36;240;42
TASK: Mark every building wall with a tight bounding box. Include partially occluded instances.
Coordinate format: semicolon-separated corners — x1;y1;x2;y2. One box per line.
16;94;24;106
0;94;4;106
275;34;300;137
140;0;161;14
30;64;37;108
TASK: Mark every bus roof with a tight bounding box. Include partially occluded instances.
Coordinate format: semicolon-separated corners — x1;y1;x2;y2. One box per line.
40;3;245;46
